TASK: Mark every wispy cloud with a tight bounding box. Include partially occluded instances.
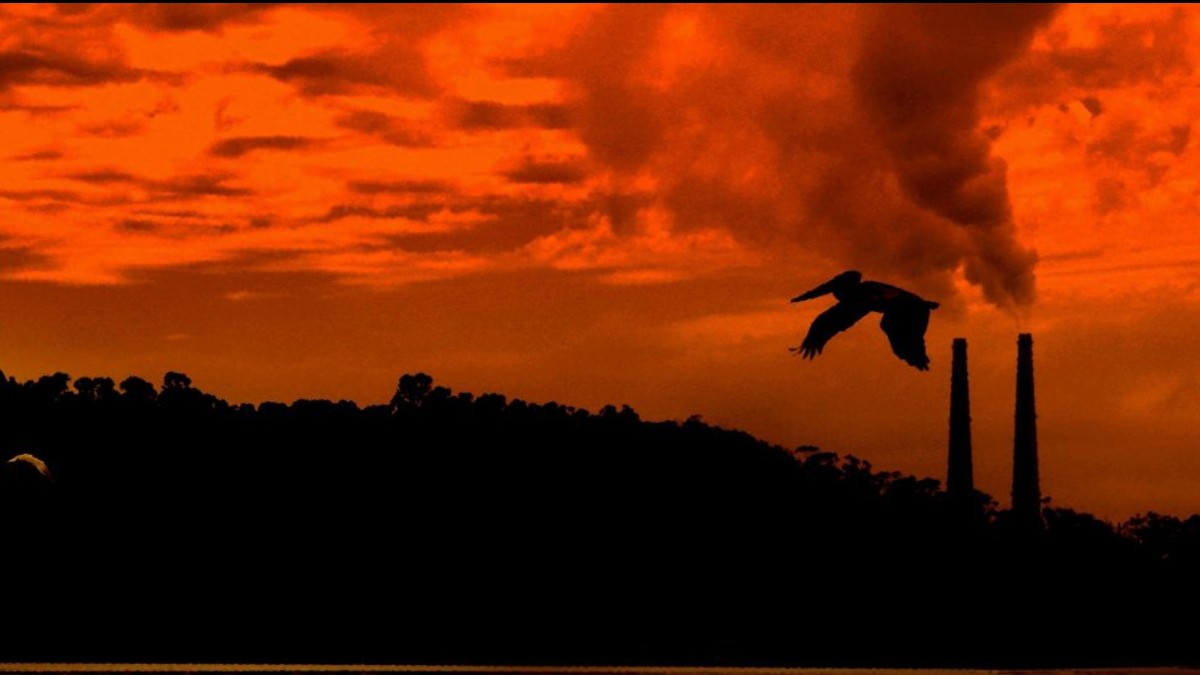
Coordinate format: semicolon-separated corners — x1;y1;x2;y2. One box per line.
0;48;143;90
209;135;320;158
447;99;572;130
500;158;589;185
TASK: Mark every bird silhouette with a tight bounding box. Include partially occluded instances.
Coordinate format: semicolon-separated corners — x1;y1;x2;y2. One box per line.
790;270;939;370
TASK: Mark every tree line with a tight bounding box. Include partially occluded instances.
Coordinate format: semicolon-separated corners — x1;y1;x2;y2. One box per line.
0;369;1197;667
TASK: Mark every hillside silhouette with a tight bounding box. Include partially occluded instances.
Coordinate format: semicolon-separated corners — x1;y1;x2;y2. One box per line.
0;369;1197;667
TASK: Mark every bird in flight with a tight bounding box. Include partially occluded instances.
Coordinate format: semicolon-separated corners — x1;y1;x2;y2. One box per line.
790;270;939;370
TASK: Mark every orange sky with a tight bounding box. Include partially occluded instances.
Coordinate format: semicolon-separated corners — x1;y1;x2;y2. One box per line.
2;4;1200;520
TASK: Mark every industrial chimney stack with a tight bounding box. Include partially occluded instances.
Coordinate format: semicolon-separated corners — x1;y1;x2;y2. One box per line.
947;338;974;507
1012;333;1043;531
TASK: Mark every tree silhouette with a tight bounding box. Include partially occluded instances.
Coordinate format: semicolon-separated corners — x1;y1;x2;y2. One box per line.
391;372;433;409
0;367;1193;668
163;371;193;389
119;375;157;401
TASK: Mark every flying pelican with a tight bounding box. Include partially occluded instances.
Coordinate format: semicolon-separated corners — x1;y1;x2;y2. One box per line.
790;270;939;370
6;453;53;482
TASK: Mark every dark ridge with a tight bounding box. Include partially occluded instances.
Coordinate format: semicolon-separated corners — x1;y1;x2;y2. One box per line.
0;369;1196;667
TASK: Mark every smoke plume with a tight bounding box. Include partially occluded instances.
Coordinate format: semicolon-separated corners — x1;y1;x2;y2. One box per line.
518;5;1062;308
852;4;1059;306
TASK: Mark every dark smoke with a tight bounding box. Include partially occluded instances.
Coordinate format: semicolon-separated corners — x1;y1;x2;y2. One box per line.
499;5;1063;308
853;4;1061;307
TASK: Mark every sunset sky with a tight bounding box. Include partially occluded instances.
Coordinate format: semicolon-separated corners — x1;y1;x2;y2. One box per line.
2;4;1199;519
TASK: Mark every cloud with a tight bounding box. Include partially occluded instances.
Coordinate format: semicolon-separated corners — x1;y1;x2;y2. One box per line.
1;171;253;218
383;197;593;255
1;4;1200;521
112;213;240;239
122;4;280;33
254;44;444;98
984;6;1193;121
1092;177;1131;215
0;245;51;273
0;188;84;203
499;4;672;173
1087;121;1190;164
146;173;254;199
282;247;492;287
850;5;1059;307
77;117;149;138
209;135;319;158
10;149;64;161
333;110;434;147
63;169;138;184
316;203;449;224
1079;96;1103;117
115;219;161;234
447;99;572;130
980;5;1200;249
316;3;475;90
495;4;1062;309
132;209;214;220
346;180;452;195
524;203;753;284
1042;6;1190;90
500;158;589;185
0;4;1170;303
13;4;276;35
0;48;143;90
0;102;77;115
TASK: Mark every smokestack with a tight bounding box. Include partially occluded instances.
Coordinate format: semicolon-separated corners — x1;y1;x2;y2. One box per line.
947;338;974;505
1012;333;1043;531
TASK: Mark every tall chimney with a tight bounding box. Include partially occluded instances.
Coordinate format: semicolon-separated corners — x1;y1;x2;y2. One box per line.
1012;333;1043;530
947;338;974;504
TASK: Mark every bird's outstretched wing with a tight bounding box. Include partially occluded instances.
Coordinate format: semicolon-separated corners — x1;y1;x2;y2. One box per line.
792;301;871;359
879;297;935;370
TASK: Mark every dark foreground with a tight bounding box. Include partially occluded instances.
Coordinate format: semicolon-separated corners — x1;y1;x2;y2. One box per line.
1;371;1198;667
